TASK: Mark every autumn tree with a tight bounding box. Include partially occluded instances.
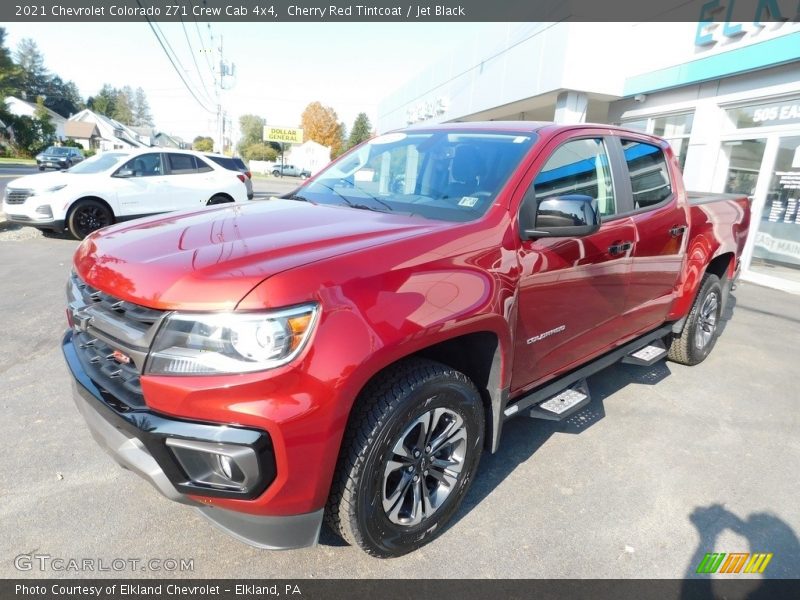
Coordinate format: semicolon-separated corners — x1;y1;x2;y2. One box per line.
301;101;344;158
193;135;214;152
347;112;372;150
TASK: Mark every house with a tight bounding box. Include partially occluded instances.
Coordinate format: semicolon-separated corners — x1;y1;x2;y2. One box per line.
130;126;157;147
4;96;68;140
285;140;332;175
66;109;150;150
154;132;189;149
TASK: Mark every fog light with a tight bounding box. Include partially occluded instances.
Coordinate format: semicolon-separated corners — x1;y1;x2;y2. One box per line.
166;438;259;492
35;205;53;219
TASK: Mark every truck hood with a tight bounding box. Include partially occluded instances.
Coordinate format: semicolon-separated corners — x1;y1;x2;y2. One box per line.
74;200;447;310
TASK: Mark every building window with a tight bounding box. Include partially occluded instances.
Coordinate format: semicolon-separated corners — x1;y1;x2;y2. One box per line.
620;112;693;171
725;97;800;129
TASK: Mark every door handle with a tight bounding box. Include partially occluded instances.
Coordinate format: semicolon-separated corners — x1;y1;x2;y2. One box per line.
669;225;687;238
608;241;633;256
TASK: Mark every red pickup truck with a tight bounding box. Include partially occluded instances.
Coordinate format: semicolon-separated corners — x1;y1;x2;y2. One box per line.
63;122;751;557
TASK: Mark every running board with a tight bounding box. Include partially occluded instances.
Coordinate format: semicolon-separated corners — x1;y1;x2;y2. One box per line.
621;339;667;366
503;323;673;420
527;379;590;421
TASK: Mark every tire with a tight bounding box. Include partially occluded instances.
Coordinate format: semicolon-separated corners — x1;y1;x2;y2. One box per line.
67;199;114;240
38;166;45;171
326;358;485;557
207;194;232;205
272;170;281;177
667;273;723;366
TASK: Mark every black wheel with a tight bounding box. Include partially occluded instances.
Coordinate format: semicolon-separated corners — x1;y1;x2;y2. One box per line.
667;273;723;366
272;170;281;177
67;199;113;240
63;160;72;169
207;194;232;205
38;165;45;171
326;358;484;557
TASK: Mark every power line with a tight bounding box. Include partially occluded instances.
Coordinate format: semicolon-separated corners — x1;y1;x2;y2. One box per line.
180;16;216;105
137;0;215;114
189;0;218;88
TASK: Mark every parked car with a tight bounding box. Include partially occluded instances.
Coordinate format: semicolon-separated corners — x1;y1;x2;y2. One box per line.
272;163;311;178
62;123;751;557
205;154;254;199
36;146;84;170
3;148;248;239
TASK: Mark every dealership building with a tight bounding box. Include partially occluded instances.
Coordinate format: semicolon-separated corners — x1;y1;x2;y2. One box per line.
378;22;800;293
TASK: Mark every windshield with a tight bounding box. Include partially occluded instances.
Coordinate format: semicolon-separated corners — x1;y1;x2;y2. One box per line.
43;147;70;156
67;152;128;174
296;130;536;222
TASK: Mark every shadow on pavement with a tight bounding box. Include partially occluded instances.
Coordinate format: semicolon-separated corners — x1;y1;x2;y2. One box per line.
681;504;800;598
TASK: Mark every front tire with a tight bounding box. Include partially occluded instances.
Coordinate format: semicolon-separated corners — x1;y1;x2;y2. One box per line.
67;199;114;240
326;358;484;557
272;170;281;177
667;273;723;366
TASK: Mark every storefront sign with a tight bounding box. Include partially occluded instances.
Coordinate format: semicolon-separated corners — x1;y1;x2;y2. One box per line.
695;0;798;47
263;127;303;144
726;99;800;128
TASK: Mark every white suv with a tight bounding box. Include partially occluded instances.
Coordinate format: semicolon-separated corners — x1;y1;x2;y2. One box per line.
2;149;249;239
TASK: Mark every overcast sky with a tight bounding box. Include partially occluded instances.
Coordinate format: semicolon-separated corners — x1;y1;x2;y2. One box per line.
5;22;489;142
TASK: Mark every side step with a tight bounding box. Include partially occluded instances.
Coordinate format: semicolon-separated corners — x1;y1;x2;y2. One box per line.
527;379;590;421
621;339;667;366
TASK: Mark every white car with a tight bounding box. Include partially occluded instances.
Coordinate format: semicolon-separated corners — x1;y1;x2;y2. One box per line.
2;148;249;239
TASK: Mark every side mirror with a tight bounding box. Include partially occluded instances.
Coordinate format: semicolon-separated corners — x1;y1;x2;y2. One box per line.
114;168;134;178
519;193;600;240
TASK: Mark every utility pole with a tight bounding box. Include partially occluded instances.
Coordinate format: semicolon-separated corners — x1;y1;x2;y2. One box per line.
216;35;224;154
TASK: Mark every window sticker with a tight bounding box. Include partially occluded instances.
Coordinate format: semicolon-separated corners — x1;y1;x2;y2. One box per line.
458;196;479;207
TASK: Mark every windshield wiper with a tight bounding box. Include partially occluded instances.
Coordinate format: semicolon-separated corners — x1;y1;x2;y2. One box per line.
314;181;394;212
284;193;310;202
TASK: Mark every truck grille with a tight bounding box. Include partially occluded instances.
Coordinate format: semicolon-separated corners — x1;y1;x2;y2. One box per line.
5;189;32;205
67;272;166;410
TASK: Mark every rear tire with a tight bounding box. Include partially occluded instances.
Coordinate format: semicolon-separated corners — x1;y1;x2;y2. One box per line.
325;358;484;558
667;273;723;366
67;199;114;240
207;194;232;205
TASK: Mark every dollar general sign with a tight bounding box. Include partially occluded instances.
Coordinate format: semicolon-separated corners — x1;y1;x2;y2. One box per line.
263;127;304;144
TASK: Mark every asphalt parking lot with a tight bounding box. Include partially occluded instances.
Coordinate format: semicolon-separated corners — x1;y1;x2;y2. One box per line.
0;181;798;579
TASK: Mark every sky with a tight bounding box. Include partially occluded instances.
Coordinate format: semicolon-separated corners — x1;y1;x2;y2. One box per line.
4;22;490;144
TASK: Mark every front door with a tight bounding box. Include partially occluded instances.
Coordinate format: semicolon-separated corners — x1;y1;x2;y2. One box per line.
512;136;637;394
112;152;170;216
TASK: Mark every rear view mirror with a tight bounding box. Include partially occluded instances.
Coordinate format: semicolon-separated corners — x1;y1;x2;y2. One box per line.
520;194;600;240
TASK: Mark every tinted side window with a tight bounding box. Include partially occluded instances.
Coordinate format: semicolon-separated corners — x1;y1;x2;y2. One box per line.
621;140;672;209
120;153;162;177
167;153;197;174
195;157;213;173
534;138;616;217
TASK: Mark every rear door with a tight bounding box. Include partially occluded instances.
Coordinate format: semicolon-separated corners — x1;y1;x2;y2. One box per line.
512;133;638;393
163;153;217;209
615;137;687;331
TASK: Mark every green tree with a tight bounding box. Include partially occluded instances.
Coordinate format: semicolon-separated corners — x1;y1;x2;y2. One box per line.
241;143;277;162
15;38;49;100
0;28;22;104
193;135;214;152
33;95;55;147
133;87;153;126
46;76;83;117
90;84;117;117
113;86;135;125
237;114;265;151
347;112;372;150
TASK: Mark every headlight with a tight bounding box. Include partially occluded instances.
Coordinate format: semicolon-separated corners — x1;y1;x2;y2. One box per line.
31;184;67;196
146;304;319;375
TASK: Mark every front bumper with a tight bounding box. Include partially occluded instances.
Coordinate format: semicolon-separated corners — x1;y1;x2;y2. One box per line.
62;331;323;550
